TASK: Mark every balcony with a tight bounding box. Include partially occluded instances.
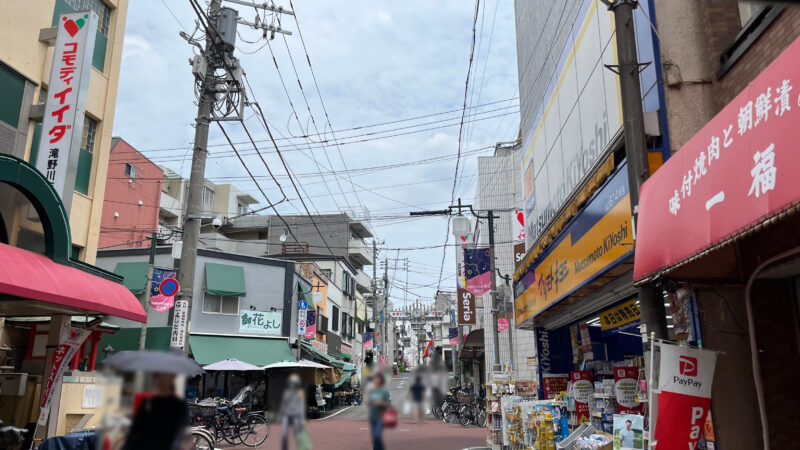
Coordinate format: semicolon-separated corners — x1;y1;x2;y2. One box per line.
355;269;372;294
348;238;373;265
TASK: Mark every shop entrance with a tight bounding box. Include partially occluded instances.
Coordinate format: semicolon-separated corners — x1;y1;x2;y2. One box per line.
747;252;800;449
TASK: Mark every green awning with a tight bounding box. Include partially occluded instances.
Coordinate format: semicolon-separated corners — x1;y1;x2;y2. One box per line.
335;369;355;388
302;342;345;369
343;363;356;371
298;281;313;304
189;335;294;366
97;327;171;364
205;263;246;297
113;262;149;294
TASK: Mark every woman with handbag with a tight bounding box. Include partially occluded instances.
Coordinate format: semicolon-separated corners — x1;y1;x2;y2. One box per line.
366;373;393;450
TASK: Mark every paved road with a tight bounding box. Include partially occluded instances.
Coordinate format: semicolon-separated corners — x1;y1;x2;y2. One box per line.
227;373;487;450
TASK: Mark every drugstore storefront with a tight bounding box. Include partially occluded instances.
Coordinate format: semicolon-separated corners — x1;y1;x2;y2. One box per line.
0;154;145;436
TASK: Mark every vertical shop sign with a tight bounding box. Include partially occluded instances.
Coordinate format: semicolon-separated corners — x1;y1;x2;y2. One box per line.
457;287;477;325
38;328;90;425
36;11;97;198
614;366;643;414
654;344;718;450
571;370;593;424
579;322;594;360
305;310;316;339
464;248;491;296
170;300;188;348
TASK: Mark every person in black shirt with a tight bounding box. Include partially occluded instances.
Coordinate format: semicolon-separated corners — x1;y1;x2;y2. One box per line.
408;375;426;424
123;373;189;450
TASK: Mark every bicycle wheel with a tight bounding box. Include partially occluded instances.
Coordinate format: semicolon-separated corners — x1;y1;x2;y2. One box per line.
189;430;215;450
475;407;487;428
239;414;270;447
432;404;443;419
458;407;473;427
442;403;459;424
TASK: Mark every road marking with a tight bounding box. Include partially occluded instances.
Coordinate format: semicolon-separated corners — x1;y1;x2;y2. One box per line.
315;405;354;420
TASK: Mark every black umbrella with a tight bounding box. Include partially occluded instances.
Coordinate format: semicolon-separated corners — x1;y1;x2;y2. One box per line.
103;350;204;376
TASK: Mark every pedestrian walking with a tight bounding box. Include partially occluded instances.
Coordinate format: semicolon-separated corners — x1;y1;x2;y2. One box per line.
367;373;391;450
122;373;188;450
408;375;426;424
279;373;312;450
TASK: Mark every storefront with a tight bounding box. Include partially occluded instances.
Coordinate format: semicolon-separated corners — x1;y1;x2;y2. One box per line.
0;154;146;435
634;35;800;449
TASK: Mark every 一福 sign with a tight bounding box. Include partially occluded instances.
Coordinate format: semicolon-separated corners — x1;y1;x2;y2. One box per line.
240;310;282;335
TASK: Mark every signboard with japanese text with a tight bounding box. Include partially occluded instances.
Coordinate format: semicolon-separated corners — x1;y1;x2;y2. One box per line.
311;339;328;354
654;344;718;450
240;310;282;336
456;287;476;325
36;11;97;199
514;163;632;327
170;300;188;348
634;35;800;280
38;328;90;425
600;298;641;336
519;0;661;248
149;268;177;312
571;370;593;424
614;366;643;414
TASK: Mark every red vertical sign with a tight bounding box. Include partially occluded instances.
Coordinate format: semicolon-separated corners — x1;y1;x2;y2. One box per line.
571;370;593;424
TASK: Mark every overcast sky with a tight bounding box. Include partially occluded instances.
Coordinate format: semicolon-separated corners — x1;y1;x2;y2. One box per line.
113;0;520;308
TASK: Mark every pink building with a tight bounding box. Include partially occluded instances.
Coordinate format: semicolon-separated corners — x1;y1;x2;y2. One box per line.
98;138;163;249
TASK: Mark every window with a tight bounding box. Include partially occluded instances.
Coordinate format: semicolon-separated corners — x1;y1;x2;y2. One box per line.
75;116;97;195
331;305;339;331
202;186;215;205
124;162;137;178
349;317;355;338
342;312;349;337
321;269;332;281
237;202;248;216
0;61;25;129
203;293;239;315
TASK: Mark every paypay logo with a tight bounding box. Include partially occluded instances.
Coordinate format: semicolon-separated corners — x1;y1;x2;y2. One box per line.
679;356;698;377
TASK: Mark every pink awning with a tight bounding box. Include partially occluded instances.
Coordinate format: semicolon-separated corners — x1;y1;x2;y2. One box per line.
0;243;146;322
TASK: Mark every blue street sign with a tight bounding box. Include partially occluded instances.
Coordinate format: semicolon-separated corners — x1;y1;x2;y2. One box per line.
299;300;308;310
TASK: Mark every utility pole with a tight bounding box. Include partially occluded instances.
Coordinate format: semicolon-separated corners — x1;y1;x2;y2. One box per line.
383;257;389;361
410;199;505;370
139;233;157;353
176;0;293;353
371;240;379;361
176;0;221;354
606;0;668;340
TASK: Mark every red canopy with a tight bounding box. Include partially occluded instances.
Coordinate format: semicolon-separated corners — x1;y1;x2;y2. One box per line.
0;243;146;322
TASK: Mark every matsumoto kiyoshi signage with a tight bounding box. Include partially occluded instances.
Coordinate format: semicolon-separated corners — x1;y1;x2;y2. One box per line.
634;35;800;280
514;164;632;327
240;310;282;335
36;11;97;199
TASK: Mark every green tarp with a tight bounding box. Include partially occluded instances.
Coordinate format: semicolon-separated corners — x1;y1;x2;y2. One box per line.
97;327;171;364
298;280;313;304
113;262;149;294
205;263;246;297
335;369;355;388
189;335;294;367
301;342;346;369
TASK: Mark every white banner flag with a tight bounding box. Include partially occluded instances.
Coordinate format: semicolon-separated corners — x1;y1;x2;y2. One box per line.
657;343;717;397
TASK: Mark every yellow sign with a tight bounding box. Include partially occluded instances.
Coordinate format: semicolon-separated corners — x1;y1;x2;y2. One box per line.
600;298;640;332
515;167;633;327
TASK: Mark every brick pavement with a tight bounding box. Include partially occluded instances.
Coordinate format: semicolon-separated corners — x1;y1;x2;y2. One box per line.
226;417;487;450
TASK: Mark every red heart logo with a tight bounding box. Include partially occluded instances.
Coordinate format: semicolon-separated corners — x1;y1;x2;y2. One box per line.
516;211;524;226
460;235;466;242
64;19;80;37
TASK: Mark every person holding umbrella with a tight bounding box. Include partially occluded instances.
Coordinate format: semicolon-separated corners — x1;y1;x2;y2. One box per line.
103;350;204;450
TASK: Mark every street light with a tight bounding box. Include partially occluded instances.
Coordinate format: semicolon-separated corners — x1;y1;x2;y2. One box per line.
452;215;472;237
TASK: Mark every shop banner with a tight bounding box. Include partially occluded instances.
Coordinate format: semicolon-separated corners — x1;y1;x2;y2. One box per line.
448;327;459;346
514;164;632;327
38;328;90;425
456;237;469;289
579;322;594;360
600;298;641;337
543;373;569;399
614;366;643;414
170;300;188;348
35;11;97;198
571;370;593;424
457;287;477;325
363;332;372;349
464;247;491;296
149;267;177;312
514;241;526;269
305;310;316;339
512;210;526;242
635;35;800;280
654;344;718;450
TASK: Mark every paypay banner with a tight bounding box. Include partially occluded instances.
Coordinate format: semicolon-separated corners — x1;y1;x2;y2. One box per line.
654;344;718;450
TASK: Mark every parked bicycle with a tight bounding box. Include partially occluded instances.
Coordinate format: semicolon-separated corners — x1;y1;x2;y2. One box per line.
189;398;270;447
458;397;487;428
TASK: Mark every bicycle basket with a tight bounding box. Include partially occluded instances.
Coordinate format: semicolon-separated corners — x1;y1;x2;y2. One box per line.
189;401;218;419
456;393;473;404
